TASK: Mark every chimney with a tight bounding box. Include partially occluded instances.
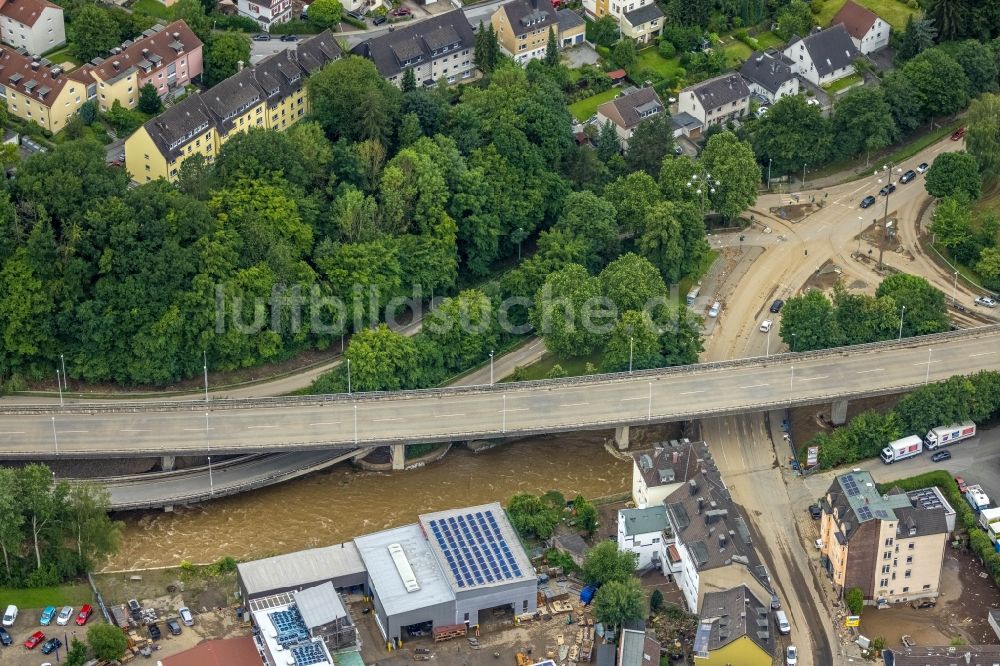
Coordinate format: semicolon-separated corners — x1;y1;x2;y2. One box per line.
173;31;180;38
142;48;149;56
697;497;704;513
112;60;120;70
672;451;678;464
30;61;38;70
719;532;727;548
237;60;244;72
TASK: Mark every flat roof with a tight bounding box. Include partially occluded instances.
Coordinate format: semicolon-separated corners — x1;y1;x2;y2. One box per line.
620;506;669;536
238;542;365;596
355;524;455;617
252;599;334;666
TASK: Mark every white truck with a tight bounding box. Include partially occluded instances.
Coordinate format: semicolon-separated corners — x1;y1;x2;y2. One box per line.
966;484;991;512
924;421;977;449
978;507;1000;531
881;435;923;464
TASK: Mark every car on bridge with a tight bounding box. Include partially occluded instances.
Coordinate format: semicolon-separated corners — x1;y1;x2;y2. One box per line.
860;195;876;208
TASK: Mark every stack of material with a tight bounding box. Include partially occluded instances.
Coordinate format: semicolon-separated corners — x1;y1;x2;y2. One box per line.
432;623;467;643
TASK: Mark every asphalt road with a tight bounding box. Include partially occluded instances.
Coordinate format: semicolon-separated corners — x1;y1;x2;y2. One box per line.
1;326;997;458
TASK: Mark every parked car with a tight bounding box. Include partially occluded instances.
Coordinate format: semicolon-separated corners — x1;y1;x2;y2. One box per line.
280;34;299;41
879;183;896;196
40;637;61;655
756;105;769;118
860;195;876;209
809;504;822;519
24;631;44;650
2;605;15;627
769;299;784;313
166;618;182;636
76;605;92;626
899;169;916;184
390;6;411;15
931;450;952;462
770;594;781;610
759;319;773;333
951;127;966;141
346;10;365;20
975;295;998;308
955;475;968;493
148;623;161;640
56;606;73;626
372;14;387;24
252;33;270;41
39;606;56;626
708;301;721;317
179;606;194;627
786;646;798;666
806;98;820;106
911;599;936;609
916;162;929;173
0;626;11;646
673;145;683;155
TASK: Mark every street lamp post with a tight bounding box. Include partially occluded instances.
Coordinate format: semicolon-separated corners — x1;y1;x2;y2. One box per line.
489;351;494;386
925;348;933;385
802;163;808;189
51;417;58;456
857;216;864;254
60;354;66;390
767;158;772;189
56;370;63;407
898;305;906;340
687;170;720;214
629;337;633;374
502;394;506;433
951;270;959;305
347;358;351;395
516;227;524;261
766;327;771;358
203;350;208;403
647;382;652;421
791;333;796;353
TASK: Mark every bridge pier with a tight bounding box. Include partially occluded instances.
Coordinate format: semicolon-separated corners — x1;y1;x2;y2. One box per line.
391;444;406;471
614;426;630;450
831;399;849;426
161;456;176;472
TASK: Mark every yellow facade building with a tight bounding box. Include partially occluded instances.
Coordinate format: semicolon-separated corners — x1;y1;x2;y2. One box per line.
0;45;95;132
693;585;775;666
125;29;339;183
490;0;585;64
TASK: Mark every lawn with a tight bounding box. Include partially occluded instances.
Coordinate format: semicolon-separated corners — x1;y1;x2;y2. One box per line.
40;45;80;67
568;88;618;123
822;71;863;94
631;48;683;80
0;583;93;609
502;351;604;381
754;30;785;50
720;39;753;66
132;0;173;19
813;0;917;31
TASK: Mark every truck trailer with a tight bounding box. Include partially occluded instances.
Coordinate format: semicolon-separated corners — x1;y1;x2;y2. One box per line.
881;435;923;464
966;484;991;512
925;421;977;449
979;507;1000;531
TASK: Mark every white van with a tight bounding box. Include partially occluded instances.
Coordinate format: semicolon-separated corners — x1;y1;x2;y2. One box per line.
2;604;16;626
775;609;790;635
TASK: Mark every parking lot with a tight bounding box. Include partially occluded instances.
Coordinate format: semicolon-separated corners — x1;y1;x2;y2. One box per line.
1;606;96;665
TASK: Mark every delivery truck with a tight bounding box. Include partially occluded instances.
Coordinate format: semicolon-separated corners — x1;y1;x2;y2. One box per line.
924;421;977;449
881;435;923;464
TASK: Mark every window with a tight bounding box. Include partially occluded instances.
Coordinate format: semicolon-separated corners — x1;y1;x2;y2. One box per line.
905;556;913;564
923;584;931;590
881;565;890;574
908;543;915;550
884;538;893;547
905;570;912;578
879;578;888;588
902;587;909;593
883;551;891;560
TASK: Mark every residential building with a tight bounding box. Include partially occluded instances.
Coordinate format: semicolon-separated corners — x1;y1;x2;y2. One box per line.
739;50;799;103
832;0;890;54
490;0;585;63
595;86;664;150
237;0;292;30
351;10;477;87
782;24;859;86
618;505;669;569
819;471;948;605
0;46;94;132
662;444;772;612
678;73;750;127
692;585;775;666
125;30;339;182
630;440;697;509
883;645;1000;666
0;0;65;55
82;21;203;112
617;625;660;666
581;0;662;43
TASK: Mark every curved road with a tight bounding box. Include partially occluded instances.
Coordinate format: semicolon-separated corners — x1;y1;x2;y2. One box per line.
1;325;997;458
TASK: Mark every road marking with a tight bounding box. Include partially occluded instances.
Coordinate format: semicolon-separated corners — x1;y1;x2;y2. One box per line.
560;402;589;407
247;425;278;429
309;422;341;426
373;417;401;422
971;352;998;357
502;407;529;412
58;430;88;434
680;390;705;395
913;360;943;365
738;383;769;389
435;413;465;418
797;375;829;381
856;368;884;374
183;427;214;431
620;397;646;401
0;431;24;435
119;429;151;433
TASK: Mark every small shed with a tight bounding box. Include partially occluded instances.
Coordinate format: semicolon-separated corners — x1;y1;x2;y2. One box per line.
552;532;590;567
606;69;627;84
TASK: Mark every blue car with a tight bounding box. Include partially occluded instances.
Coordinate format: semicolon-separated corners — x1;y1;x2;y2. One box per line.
39;606;56;626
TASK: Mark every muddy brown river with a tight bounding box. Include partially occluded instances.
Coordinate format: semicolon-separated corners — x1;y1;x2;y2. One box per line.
105;433;633;570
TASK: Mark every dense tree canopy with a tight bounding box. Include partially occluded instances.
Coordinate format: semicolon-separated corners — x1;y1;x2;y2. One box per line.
925;151;982;200
751;95;831;175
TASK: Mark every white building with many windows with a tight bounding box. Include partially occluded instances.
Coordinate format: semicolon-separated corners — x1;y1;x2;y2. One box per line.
237;0;292;30
0;0;64;55
618;506;669;570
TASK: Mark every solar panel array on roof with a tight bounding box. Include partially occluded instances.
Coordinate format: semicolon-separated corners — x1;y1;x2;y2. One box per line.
427;509;522;589
908;488;944;510
856;506;873;521
842;476;860;496
874;510;891;520
268;606;309;647
291;643;328;666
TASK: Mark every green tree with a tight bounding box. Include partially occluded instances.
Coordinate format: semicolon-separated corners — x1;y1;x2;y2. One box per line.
573;495;599;535
423;290;500;373
813;410;902;468
65;637;88;666
776;0;812;39
831;87;897;160
544;27;559;66
21;463;61;570
640;201;684;283
845;587;864;615
603;171;661;234
978;247;1000;290
610;38;637;69
401;66;417;93
779;290;844;352
0;468;23;578
700;131;760;220
656;304;703;366
204;32;251;87
474;22;500;73
596;121;621;162
599;253;667;313
875;274;949;336
925;0;971;41
213;128;313;188
752;94;831;175
925;151;982;200
103;100;145;135
895;16;936;62
398;111;422;148
170;0;212;40
88;624;128;662
137;82;163;115
592;578;645;629
583;541;637;585
953;39;998;96
344;324;419;391
66;482;122;568
70;5;121;62
930;196;973;250
532;264;610;357
507;493;561;539
309;56;402;144
308;0;343;28
603;310;661;372
832;287;901;346
589;15;619;48
966;93;1000;179
553;191;620;273
650;588;664;613
624;114;676;177
898;48;969;124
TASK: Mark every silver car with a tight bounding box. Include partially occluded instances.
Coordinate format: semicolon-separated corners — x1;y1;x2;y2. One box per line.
179;606;194;626
56;606;73;626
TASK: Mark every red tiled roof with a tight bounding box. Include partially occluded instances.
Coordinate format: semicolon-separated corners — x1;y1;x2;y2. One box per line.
160;637;260;666
832;0;879;40
88;20;201;84
0;44;91;109
0;0;60;28
667;544;681;563
606;68;626;79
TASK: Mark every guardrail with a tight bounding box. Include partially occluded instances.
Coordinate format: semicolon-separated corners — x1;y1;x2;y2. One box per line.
3;325;997;416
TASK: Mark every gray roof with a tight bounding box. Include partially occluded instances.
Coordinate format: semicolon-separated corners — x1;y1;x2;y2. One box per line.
620;506;669;536
502;0;558;33
740;51;795;94
597;86;664;130
202;67;262;132
596;643;617;666
237;542;365;597
884;645;1000;666
632;441;698;489
684;73;750;110
351;10;475;79
824;471;948;543
671;111;703;131
792;24;860;77
619;628;660;666
623;2;663;26
293;581;347;628
556;9;584;30
695;585;775;657
553;531;589;557
354;523;455;617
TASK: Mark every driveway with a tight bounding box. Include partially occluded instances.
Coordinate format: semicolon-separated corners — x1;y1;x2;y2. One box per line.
561;43;599;68
250;37;298;64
